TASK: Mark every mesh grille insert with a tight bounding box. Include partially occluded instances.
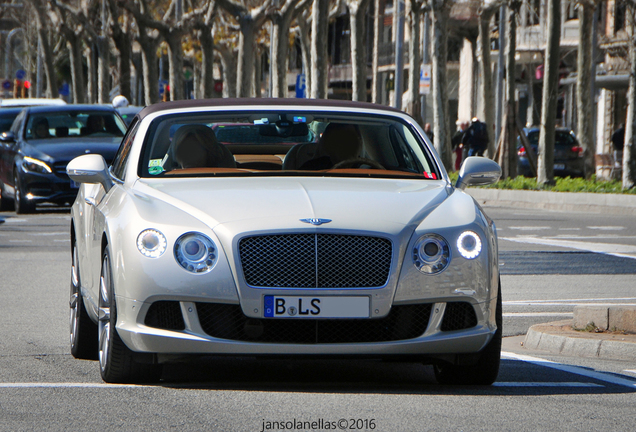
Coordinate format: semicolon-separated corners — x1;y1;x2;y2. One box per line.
196;302;432;343
441;302;478;331
239;234;392;288
144;301;185;331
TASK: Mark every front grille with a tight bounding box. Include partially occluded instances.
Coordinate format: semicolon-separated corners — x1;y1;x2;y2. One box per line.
196;303;432;343
239;234;392;288
441;302;478;331
145;301;186;331
53;161;69;177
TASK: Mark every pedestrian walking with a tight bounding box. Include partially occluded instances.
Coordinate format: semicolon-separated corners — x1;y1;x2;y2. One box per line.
424;123;434;143
611;123;625;168
451;120;468;171
462;117;489;157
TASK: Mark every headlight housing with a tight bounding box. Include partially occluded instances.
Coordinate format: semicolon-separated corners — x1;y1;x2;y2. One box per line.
174;232;218;273
23;156;52;174
136;229;167;258
457;230;482;259
412;234;451;274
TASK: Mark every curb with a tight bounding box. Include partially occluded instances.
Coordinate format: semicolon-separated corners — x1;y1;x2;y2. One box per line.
467;188;636;215
523;320;636;361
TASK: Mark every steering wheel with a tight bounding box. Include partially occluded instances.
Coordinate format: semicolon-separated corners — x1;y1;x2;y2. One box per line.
332;158;386;170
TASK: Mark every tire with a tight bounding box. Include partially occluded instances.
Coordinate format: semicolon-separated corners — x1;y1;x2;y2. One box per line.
70;236;98;360
0;182;14;211
98;247;162;383
434;281;502;386
14;172;35;214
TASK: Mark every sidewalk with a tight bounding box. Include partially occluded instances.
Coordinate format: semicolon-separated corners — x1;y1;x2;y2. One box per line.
466;188;636;360
467;188;636;215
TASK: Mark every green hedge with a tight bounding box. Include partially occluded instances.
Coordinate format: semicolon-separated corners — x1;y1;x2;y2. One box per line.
448;172;636;194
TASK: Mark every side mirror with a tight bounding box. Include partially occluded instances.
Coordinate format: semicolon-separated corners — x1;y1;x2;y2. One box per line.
67;154;113;192
455;156;501;190
0;131;15;143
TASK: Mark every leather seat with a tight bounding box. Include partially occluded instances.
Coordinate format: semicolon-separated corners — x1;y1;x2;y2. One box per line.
171;124;236;169
283;123;362;170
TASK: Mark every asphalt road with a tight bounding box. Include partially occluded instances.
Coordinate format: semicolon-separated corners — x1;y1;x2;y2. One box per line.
1;205;635;431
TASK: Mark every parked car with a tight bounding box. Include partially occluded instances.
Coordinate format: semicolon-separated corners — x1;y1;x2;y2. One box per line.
0;107;23;134
67;98;502;385
517;127;586;177
0;98;67;108
0;104;127;213
116;106;143;127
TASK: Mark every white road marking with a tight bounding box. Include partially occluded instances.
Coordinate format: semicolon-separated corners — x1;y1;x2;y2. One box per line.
54;239;71;242
0;382;143;389
9;239;32;243
493;382;603;388
504;297;636;306
500;236;636;259
27;232;68;236
2;218;27;223
503;312;573;317
502;352;636;389
508;226;552;231
588;226;624;231
558;228;581;231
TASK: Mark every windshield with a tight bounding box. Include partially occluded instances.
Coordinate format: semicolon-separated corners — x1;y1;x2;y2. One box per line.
25;110;127;139
139;111;439;179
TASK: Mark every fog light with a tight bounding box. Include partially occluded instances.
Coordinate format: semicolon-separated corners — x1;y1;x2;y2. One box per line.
136;229;167;258
457;231;482;259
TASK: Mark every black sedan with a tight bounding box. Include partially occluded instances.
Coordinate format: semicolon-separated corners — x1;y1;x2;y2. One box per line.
0;107;23;134
517;127;586;177
0;105;127;213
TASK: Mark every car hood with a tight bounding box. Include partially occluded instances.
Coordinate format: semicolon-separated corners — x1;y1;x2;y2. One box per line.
23;138;122;164
135;177;451;237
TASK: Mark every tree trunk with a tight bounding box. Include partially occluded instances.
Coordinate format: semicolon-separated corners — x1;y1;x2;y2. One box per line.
297;11;312;97
67;33;86;104
371;0;383;104
139;34;160;105
504;2;519;178
112;31;132;102
576;1;596;179
271;1;300;98
479;8;496;159
623;3;636;189
87;46;96;103
166;35;185;100
430;1;451;170
199;28;215;99
537;0;561;186
218;45;238;98
310;0;329;98
237;17;257;97
349;0;371;101
96;36;110;104
406;0;421;122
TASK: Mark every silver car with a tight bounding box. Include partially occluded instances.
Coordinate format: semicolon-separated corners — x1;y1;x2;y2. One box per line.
68;99;502;385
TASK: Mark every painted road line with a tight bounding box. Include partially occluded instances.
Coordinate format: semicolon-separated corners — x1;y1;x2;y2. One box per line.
27;232;68;236
587;226;624;230
493;382;603;388
508;226;552;231
0;382;143;389
500;236;636;259
502;352;636;389
504;297;636;304
9;239;32;243
503;312;573;317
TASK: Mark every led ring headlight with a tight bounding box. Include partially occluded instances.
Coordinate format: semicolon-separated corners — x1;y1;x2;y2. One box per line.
136;229;167;258
412;234;451;274
457;230;482;259
174;232;218;273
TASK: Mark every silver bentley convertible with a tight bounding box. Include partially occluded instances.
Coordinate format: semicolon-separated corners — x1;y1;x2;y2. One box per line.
67;99;502;384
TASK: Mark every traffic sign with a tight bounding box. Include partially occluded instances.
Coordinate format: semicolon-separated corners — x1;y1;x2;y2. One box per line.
2;79;11;90
295;74;306;98
419;65;431;95
16;69;26;80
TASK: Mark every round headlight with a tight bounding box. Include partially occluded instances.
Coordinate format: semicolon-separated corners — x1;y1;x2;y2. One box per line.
136;229;167;258
174;232;218;273
412;234;451;274
457;231;482;259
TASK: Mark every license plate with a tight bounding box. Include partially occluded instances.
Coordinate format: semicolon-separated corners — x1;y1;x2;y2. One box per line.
263;295;369;318
554;163;565;170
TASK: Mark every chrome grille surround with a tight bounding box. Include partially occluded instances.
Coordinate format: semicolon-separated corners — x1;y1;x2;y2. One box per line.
239;234;392;288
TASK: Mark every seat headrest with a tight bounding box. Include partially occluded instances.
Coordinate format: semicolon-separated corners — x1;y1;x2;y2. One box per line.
172;124;235;169
318;123;362;164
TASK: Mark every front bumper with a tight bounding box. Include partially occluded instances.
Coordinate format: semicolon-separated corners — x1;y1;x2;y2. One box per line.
20;169;78;204
115;296;495;359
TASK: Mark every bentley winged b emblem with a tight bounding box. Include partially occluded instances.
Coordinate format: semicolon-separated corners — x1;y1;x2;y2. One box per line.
300;218;332;226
